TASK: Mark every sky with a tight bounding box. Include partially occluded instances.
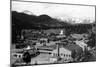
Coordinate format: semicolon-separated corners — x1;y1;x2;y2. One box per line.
12;1;95;21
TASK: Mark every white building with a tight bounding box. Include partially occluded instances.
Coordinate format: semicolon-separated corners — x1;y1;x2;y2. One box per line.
56;29;66;38
51;44;83;62
51;46;72;61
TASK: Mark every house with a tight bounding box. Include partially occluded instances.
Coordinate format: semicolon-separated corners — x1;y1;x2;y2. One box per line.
43;29;66;35
51;44;83;62
70;33;88;40
56;35;66;38
69;33;88;51
21;29;42;40
51;45;72;61
74;40;87;51
39;38;48;43
37;45;57;53
36;38;61;46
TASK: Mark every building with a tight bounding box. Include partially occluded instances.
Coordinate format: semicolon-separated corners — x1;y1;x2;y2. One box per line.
43;29;66;35
74;40;87;51
36;45;57;53
51;45;72;61
70;33;88;40
21;29;42;40
51;44;83;62
36;38;61;47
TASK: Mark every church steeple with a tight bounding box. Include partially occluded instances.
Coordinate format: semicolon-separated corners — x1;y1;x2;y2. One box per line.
60;30;63;35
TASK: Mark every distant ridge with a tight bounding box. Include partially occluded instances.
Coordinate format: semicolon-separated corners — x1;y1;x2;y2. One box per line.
12;11;95;43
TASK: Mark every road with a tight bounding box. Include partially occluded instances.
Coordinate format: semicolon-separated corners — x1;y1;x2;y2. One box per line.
30;53;52;65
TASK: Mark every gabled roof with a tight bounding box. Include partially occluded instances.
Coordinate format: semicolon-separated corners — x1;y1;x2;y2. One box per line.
61;44;83;54
37;45;57;50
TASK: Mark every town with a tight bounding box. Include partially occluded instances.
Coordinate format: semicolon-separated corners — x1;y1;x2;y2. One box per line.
11;28;96;66
11;1;96;66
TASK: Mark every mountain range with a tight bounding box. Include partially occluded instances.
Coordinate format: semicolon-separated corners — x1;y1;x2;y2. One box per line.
12;11;96;43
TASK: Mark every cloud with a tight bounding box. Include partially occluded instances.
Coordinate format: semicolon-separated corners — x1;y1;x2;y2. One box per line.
12;1;95;20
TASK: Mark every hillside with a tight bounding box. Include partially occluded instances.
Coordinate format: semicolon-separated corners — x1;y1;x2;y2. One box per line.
12;11;96;43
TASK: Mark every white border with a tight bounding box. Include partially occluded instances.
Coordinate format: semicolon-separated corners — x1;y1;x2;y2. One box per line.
0;0;99;67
